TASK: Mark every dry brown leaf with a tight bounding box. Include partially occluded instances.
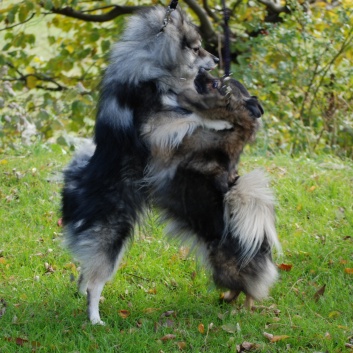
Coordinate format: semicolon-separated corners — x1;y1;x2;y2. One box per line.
271;335;290;343
344;268;353;274
313;284;326;302
160;334;176;341
4;337;40;348
198;323;205;334
263;332;289;343
160;310;176;318
176;341;187;350
277;263;293;272
143;307;159;314
118;310;130;319
236;341;261;352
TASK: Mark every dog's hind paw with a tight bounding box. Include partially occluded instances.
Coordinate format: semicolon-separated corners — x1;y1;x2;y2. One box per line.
91;317;106;326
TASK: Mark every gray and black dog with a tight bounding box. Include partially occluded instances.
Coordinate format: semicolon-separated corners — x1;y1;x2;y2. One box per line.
62;6;280;325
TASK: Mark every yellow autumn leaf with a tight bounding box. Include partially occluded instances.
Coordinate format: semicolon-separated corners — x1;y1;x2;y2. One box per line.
66;45;75;54
25;66;35;74
27;76;38;89
0;258;6;264
328;311;341;318
271;335;290;342
344;268;353;274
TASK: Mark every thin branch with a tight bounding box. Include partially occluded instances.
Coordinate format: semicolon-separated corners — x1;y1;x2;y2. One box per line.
5;62;67;91
0;13;35;31
202;0;219;23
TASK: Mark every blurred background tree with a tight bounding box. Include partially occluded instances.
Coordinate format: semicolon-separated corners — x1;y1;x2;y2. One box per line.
0;0;352;156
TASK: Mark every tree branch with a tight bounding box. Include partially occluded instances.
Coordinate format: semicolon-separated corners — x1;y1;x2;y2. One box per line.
49;4;145;22
183;0;218;43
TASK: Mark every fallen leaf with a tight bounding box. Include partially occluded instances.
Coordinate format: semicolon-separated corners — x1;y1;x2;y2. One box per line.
0;257;6;265
344;268;353;274
160;334;176;341
222;323;239;334
198;323;205;334
118;310;130;319
308;185;317;192
337;325;349;330
263;332;289;343
4;337;28;346
217;311;229;320
176;341;187;350
313;284;326;302
277;263;293;272
160;310;176;318
148;288;157;295
236;341;261;352
328;311;341;319
143;307;159;314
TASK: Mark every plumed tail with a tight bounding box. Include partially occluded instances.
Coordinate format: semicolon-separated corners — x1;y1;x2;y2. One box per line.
224;169;281;265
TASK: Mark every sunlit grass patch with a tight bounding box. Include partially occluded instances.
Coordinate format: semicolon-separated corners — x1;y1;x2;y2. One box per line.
1;145;352;352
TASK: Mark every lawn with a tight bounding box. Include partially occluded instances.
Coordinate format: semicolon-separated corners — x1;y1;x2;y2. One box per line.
0;144;352;352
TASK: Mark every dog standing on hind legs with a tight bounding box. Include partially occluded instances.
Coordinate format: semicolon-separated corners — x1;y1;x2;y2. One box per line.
62;6;280;325
62;6;223;325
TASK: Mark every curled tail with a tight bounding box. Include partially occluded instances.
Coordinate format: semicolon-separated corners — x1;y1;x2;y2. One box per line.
224;169;281;265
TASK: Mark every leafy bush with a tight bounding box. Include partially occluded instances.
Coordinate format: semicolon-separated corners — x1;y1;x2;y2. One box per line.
0;1;352;156
235;3;353;156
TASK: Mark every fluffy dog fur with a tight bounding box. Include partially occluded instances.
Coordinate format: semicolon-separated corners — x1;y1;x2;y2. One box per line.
142;71;280;307
62;6;280;325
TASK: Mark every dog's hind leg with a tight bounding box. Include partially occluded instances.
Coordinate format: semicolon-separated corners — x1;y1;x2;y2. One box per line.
67;223;130;325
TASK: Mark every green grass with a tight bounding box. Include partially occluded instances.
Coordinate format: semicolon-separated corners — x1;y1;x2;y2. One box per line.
1;144;353;352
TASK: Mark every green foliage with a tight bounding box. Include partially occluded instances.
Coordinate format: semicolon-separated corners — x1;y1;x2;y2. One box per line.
235;2;353;156
0;0;352;156
1;145;353;352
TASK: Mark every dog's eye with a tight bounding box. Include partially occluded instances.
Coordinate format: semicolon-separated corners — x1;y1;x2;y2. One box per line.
192;47;200;53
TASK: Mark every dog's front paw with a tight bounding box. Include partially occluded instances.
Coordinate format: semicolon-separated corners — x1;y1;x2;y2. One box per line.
245;97;264;118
